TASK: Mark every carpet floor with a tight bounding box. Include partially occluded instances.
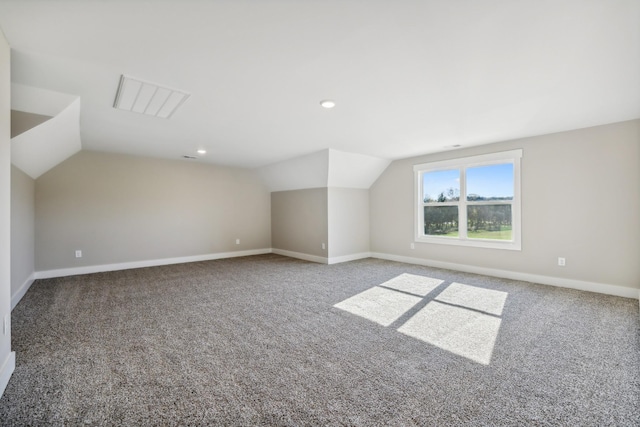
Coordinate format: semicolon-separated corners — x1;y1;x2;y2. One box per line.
0;254;638;426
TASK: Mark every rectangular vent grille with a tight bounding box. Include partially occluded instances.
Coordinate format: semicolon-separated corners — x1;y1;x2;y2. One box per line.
113;75;190;119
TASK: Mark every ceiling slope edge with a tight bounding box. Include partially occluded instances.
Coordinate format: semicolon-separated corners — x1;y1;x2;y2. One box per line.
258;149;329;193
11;83;82;179
257;149;391;192
327;149;391;189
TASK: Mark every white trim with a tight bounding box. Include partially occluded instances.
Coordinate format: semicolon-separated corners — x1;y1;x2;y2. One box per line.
35;248;273;279
371;252;639;299
328;252;372;265
272;248;328;264
412;235;521;251
0;351;15;399
11;273;35;310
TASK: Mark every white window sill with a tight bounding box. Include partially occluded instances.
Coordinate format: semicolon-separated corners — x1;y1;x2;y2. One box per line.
415;235;521;251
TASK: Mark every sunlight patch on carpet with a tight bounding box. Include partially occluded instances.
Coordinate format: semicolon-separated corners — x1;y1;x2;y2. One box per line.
333;286;421;326
379;273;443;296
435;282;507;315
398;301;502;365
334;274;508;365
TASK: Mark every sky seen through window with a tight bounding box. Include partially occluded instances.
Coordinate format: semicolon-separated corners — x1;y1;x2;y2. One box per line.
423;163;513;201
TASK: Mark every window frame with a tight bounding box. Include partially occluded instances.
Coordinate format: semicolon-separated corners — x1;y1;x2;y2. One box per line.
414;149;522;251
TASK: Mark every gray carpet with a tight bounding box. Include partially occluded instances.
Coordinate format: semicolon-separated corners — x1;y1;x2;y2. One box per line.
1;254;639;426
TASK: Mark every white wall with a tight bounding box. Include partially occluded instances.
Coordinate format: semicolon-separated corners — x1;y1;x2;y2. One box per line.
0;28;15;399
271;187;372;263
35;151;272;273
10;165;34;308
328;187;369;260
370;120;640;295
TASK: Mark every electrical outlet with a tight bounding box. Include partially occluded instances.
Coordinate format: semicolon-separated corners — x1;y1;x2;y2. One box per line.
75;250;82;258
558;257;566;266
322;243;326;250
410;243;415;249
235;239;240;245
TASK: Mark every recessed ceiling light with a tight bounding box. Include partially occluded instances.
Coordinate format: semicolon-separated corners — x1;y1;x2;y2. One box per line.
320;99;336;109
196;149;207;155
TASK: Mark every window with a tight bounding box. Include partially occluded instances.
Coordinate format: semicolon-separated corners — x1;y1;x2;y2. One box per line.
414;149;522;250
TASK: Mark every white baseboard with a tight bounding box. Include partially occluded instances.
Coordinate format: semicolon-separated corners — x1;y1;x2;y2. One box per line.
11;273;35;310
272;248;328;264
371;252;639;299
28;249;640;300
272;249;372;265
328;252;372;265
35;248;273;280
0;351;15;399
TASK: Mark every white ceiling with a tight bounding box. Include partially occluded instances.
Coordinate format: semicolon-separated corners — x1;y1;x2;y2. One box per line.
10;83;81;178
1;0;638;169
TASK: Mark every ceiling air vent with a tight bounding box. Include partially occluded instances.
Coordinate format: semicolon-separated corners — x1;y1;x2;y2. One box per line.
113;75;190;119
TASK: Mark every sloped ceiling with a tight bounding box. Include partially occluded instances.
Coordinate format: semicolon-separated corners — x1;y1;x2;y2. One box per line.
0;0;638;169
259;149;391;192
10;110;51;138
11;83;81;178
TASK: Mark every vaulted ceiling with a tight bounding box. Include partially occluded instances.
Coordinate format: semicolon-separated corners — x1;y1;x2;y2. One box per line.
1;0;638;169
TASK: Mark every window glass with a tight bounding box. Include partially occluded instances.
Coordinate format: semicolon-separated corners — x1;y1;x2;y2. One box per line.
423;169;459;203
414;149;522;250
467;205;512;240
466;164;513;201
424;206;459;236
